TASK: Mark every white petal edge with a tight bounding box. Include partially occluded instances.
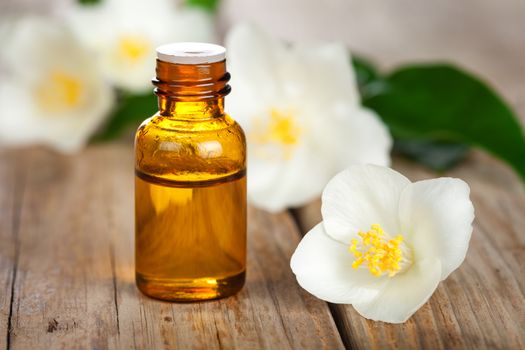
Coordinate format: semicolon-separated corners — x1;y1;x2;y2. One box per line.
399;178;474;279
352;258;442;323
321;165;410;244
246;155;286;212
291;222;387;304
248;138;334;212
279;42;360;106
310;106;392;169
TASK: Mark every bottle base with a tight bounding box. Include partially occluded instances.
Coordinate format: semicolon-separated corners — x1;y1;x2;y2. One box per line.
136;271;246;302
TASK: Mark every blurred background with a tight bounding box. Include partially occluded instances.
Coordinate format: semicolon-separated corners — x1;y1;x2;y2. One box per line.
2;0;524;119
2;0;523;120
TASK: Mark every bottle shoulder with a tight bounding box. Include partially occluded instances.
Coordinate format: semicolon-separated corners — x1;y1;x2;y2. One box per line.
135;113;246;182
138;112;241;131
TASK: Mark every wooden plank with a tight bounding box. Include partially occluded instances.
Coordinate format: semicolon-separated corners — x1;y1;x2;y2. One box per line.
2;145;344;349
293;153;525;349
5;148;120;349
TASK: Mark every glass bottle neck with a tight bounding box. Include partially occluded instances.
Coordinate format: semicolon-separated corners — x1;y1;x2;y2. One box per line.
158;98;224;119
153;59;230;120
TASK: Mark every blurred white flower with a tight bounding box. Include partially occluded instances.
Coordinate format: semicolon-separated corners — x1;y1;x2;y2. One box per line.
65;0;215;92
291;165;474;323
226;24;392;212
0;16;114;153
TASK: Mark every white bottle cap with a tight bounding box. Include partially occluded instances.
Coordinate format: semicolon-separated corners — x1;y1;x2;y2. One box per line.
156;42;226;64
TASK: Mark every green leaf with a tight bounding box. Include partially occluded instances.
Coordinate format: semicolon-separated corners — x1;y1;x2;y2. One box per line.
350;55;470;171
351;55;388;101
364;64;525;182
185;0;219;12
78;0;101;5
94;92;156;141
352;55;378;88
394;139;469;171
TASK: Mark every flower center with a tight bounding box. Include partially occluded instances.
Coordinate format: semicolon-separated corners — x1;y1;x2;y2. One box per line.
117;35;151;63
34;70;84;113
251;109;302;159
349;224;411;277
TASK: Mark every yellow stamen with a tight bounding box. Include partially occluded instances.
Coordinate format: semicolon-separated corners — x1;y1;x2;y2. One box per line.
118;35;151;63
250;109;302;159
35;70;83;112
348;224;410;277
267;109;300;145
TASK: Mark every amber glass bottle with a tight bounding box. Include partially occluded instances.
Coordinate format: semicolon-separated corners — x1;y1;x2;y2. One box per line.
134;43;246;301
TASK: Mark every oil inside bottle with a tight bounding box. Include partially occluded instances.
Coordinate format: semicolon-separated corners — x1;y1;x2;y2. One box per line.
135;169;247;301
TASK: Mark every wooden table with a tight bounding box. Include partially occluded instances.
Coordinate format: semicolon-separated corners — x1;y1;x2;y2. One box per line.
0;145;524;349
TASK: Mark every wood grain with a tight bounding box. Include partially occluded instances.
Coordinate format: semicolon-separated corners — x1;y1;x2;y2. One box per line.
293;153;525;350
0;145;343;350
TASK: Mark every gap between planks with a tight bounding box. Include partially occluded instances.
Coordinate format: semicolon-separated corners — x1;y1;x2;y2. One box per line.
5;154;27;350
289;208;353;350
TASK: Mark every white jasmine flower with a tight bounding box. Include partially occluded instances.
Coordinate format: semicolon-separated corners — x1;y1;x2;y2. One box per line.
0;16;114;153
291;165;475;323
65;0;215;92
226;24;392;212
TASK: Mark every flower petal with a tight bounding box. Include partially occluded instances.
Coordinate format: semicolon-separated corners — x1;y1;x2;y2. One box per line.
246;156;286;212
291;223;387;304
352;258;442;323
399;178;474;279
280;43;360;106
226;23;284;125
311;106;392;169
247;140;331;212
322;165;410;244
